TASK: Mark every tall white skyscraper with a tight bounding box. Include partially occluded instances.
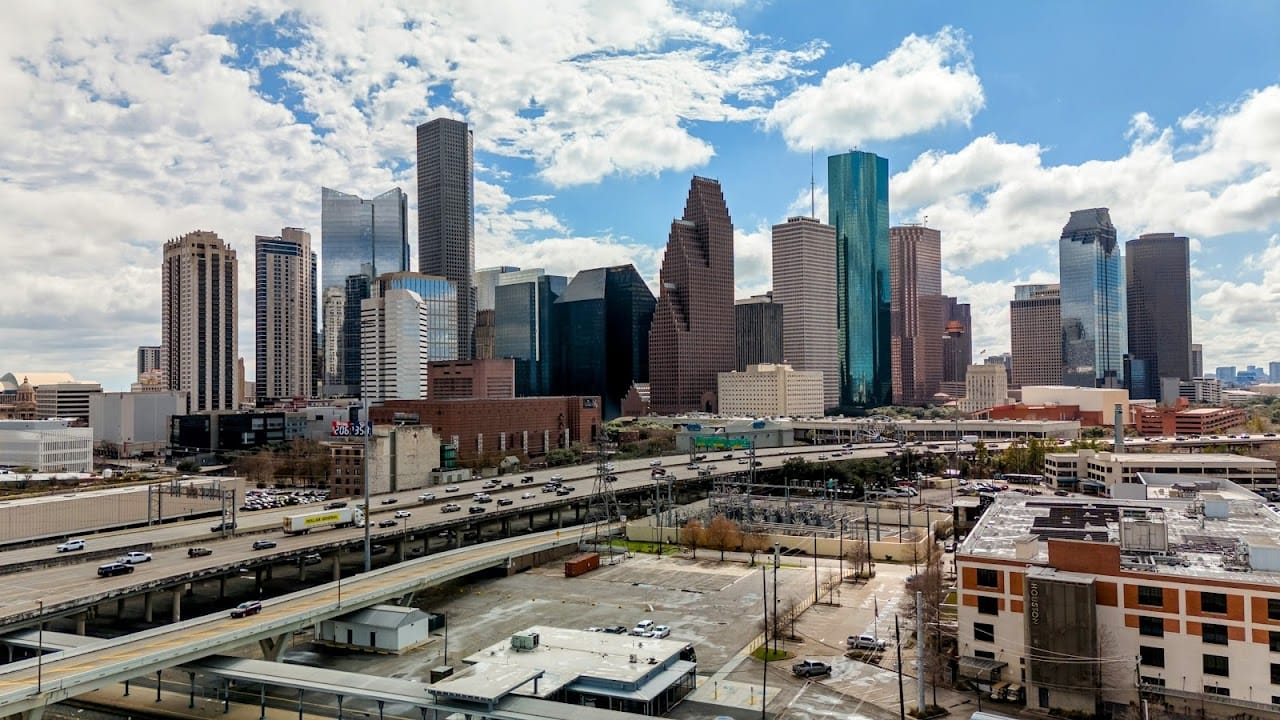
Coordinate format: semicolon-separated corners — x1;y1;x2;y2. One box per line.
162;231;238;413
771;216;838;411
360;272;458;403
255;228;315;402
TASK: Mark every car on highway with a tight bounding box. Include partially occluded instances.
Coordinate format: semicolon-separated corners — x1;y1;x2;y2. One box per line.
56;539;86;553
324;500;348;509
555;487;572;496
302;553;322;565
605;474;618;482
230;600;263;618
417;493;436;502
468;505;486;514
444;485;460;493
394;510;411;518
650;459;663;466
497;497;514;506
792;659;832;678
97;562;134;577
722;453;734;460
847;634;886;651
521;475;535;484
117;551;152;564
370;544;389;555
441;502;461;512
380;498;398;505
550;474;564;482
252;539;278;550
187;547;213;558
521;492;536;499
378;519;398;528
210;521;237;532
541;484;557;493
501;481;514;489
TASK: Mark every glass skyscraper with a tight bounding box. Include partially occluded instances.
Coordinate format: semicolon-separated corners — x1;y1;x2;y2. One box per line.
828;151;890;409
320;187;409;395
1059;208;1126;387
1126;232;1191;401
494;269;567;397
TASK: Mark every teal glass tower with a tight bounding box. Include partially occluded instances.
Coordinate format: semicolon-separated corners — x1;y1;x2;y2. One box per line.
828;151;891;409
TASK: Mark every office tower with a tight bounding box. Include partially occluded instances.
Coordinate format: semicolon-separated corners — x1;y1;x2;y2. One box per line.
1215;366;1236;385
474;266;519;361
829;150;890;409
772;216;838;410
1060;208;1126;387
1125;233;1191;401
1271;362;1280;382
1010;284;1062;387
320;187;409;395
959;364;1009;413
255;228;315;403
556;265;655;420
417;117;475;359
136;346;161;382
889;225;944;405
360;272;458;403
648;177;735;414
941;297;972;384
475;266;520;313
474;310;497;360
734;293;784;371
985;352;1013;385
1191;344;1203;378
495;269;568;397
342;270;373;394
161;231;238;413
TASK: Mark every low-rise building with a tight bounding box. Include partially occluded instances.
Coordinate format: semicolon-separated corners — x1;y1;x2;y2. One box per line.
33;381;102;424
956;488;1280;718
959;364;1009;413
0;419;93;472
717;363;823;418
1020;385;1130;428
316;604;434;654
1132;402;1247;437
325;424;442;497
89;390;187;457
1044;449;1277;494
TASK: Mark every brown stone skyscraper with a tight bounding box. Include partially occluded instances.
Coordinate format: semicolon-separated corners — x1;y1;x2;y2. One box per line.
1010;284;1063;386
648;177;735;414
162;231;238;413
889;225;944;405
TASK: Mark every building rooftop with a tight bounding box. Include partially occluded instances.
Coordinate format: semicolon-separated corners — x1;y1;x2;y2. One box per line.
960;491;1280;583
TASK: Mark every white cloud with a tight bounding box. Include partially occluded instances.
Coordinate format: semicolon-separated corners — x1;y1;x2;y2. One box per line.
733;223;772;299
1194;234;1280;368
766;27;984;150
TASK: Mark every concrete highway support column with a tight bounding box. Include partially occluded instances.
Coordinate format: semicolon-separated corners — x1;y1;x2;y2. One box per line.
75;613;86;635
116;598;126;617
143;592;154;623
332;554;341;581
397;539;406;562
502;518;511;537
259;632;290;661
298;559;307;582
171;590;182;623
528;512;535;531
22;706;45;720
255;569;264;595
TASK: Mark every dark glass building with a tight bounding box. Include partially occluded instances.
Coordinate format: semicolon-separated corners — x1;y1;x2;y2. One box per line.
555;265;655;420
829;151;890;409
1125;233;1191;401
342;270;372;391
1059;208;1126;387
494;269;568;396
648;177;735;414
417;118;475;360
941;296;972;384
734;294;783;370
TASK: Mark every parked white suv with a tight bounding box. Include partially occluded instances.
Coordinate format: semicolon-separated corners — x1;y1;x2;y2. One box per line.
631;619;655;635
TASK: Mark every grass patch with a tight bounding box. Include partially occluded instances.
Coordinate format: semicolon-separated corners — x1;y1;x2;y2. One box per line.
751;646;793;662
616;540;678;555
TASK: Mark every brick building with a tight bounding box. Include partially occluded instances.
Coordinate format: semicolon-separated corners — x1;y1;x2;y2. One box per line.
1132;401;1246;437
427;359;515;400
371;396;600;466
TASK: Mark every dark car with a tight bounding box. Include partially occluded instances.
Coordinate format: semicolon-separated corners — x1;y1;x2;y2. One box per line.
468;505;486;514
379;498;398;505
603;625;629;634
230;600;263;618
605;474;618;483
252;539;277;550
378;519;397;528
210;521;236;532
97;562;134;577
556;487;572;496
370;544;389;555
497;497;514;506
521;475;535;484
792;660;832;677
187;547;213;558
324;501;348;509
501;481;514;489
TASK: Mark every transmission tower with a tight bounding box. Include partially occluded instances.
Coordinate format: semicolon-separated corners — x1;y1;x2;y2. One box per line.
580;438;627;564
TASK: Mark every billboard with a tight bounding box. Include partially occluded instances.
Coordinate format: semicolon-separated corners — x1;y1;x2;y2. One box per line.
691;435;752;450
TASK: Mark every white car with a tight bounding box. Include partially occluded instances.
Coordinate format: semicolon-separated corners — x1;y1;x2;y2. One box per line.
649;625;671;638
118;551;152;564
631;619;655;635
56;539;86;553
521;492;536;499
444;486;460;493
393;510;411;518
649;459;662;466
417;492;436;502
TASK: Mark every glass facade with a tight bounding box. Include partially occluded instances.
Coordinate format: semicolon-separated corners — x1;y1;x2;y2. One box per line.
380;273;460;363
494;270;567;396
1126;233;1191;400
1059;208;1126;387
828;151;890;409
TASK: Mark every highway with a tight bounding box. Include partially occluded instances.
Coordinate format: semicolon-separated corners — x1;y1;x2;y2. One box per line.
0;527;589;719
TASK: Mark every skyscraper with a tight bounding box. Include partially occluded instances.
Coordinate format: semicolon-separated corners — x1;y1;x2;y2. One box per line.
771;216;838;411
417;117;475;360
1010;284;1063;387
1125;233;1192;401
734;294;784;371
941;297;972;384
648;177;735;414
829;151;890;409
555;265;655;420
360;272;458;403
889;225;944;405
162;231;238;413
320;187;409;395
136;345;161;381
494;269;567;397
342;270;372;394
1059;208;1126;387
255;228;315;402
1191;344;1203;378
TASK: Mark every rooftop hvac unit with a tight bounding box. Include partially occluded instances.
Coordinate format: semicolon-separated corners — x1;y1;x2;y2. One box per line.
1119;517;1169;553
510;631;540;651
1202;494;1230;519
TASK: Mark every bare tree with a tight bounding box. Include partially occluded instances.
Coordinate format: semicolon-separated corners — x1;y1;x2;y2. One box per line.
703;515;743;561
845;541;871;581
682;518;704;559
742;530;769;566
904;539;953;707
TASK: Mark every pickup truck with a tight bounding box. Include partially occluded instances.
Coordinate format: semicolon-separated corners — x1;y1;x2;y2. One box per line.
117;551;152;564
187;547;213;558
792;660;832;678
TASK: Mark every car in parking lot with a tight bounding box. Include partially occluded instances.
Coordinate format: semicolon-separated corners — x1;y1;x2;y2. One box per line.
56;539;86;553
369;544;389;555
649;625;671;638
230;600;263;618
394;510;411;518
944;540;957;553
792;659;831;677
117;551;152;564
378;519;398;528
847;634;886;651
441;503;461;513
252;539;277;550
97;562;134;577
497;497;514;506
602;625;628;634
632;619;655;635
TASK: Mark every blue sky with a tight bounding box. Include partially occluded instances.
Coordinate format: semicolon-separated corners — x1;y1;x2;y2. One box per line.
1;1;1278;391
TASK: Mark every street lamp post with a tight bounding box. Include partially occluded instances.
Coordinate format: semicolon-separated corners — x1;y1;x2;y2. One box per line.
36;600;43;694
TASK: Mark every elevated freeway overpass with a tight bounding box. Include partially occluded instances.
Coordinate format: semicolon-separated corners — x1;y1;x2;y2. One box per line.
0;526;598;720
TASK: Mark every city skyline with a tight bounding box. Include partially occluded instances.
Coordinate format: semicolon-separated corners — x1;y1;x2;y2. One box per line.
2;3;1278;390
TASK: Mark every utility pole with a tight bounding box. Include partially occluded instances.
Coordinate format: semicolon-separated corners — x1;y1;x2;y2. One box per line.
916;590;925;713
895;616;905;720
772;542;780;654
362;402;371;573
761;566;768;720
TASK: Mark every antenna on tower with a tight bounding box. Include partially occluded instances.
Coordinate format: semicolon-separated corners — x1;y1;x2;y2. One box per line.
809;147;815;218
